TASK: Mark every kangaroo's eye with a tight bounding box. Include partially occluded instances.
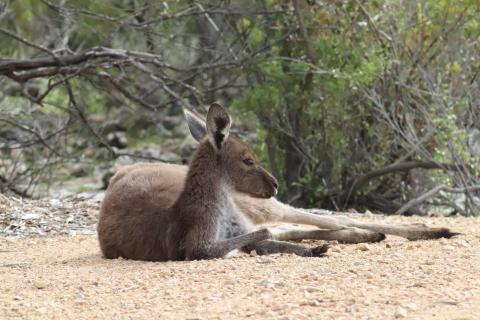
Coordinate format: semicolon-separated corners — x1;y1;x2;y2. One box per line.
243;158;254;166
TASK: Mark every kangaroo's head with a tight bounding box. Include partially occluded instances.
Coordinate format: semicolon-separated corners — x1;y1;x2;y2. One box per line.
185;104;278;198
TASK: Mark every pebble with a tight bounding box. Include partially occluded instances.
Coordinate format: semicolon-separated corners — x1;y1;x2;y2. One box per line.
302;286;321;293
356;243;370;251
301;299;321;307
34;281;47;289
36;307;47;314
403;302;417;310
331;246;342;253
259;279;283;288
49;199;61;207
256;257;273;264
21;213;41;220
412;282;426;288
455;240;470;248
394;306;408;318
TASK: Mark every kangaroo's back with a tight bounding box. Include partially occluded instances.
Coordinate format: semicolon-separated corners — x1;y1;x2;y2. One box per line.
108;162;188;206
98;163;186;260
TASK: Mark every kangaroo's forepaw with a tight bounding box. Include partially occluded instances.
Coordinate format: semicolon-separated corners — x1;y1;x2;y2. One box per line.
256;228;273;240
309;244;329;257
375;232;387;242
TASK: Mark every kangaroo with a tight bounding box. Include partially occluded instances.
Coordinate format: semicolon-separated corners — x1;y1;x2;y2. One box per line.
97;104;329;261
105;108;458;244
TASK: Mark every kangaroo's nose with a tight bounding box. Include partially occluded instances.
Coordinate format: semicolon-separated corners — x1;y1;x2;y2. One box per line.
272;179;279;190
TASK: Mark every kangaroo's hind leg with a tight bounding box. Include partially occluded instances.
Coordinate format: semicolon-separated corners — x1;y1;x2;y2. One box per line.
226;211;330;258
271;226;386;243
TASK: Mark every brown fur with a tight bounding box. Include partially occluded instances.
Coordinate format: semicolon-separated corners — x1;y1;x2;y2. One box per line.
98;104;328;261
103;161;458;244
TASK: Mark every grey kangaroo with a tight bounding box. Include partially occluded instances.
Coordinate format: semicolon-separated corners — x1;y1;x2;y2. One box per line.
97;104;329;261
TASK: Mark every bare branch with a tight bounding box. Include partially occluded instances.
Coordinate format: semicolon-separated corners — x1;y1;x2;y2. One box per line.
340;161;471;206
0;27;57;58
64;80;116;157
397;185;480;215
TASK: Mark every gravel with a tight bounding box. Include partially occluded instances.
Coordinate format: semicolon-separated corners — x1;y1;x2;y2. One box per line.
0;195;479;319
0;195;99;237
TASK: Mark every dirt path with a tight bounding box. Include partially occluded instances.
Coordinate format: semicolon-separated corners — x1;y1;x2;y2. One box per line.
1;215;479;320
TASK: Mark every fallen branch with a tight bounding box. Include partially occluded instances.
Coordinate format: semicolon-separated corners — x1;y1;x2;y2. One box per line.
396;185;480;215
340;160;469;207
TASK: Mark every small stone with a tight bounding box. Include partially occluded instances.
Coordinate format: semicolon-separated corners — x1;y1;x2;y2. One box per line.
36;307;47;314
259;279;277;288
394;306;407;318
34;281;47;289
455;240;470;248
412;282;426;288
256;257;273;264
13;296;22;301
356;243;370;251
403;302;417;310
331;246;342;253
250;250;257;257
302;286;320;293
345;305;357;313
22;213;41;220
309;300;321;307
49;199;61;207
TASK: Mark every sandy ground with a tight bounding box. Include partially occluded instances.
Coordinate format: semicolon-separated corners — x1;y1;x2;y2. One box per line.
0;215;479;320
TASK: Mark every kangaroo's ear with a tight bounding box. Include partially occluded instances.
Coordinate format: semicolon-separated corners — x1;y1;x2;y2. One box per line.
206;103;231;152
184;108;207;142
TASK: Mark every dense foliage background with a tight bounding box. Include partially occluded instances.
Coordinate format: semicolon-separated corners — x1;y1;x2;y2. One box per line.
0;0;479;215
